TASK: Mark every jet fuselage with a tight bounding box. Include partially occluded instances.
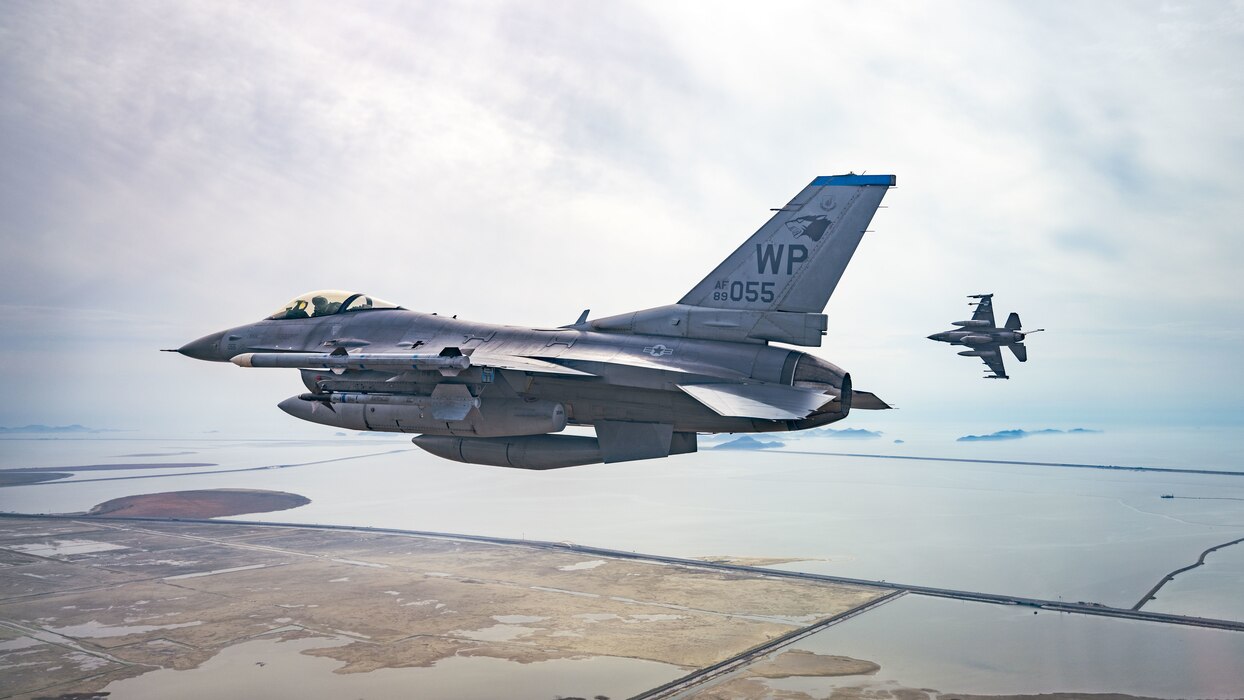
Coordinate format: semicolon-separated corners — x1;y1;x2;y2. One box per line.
181;309;853;435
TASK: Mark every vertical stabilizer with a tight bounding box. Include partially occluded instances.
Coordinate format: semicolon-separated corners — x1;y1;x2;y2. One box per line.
679;175;894;313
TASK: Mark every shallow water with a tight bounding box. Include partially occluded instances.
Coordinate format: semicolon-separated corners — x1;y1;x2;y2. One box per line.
100;634;684;700
3;432;1242;612
754;594;1244;698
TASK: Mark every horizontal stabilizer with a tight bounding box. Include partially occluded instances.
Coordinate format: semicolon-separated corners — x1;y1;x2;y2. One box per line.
1005;312;1022;331
850;391;891;410
1008;343;1028;362
679;383;835;420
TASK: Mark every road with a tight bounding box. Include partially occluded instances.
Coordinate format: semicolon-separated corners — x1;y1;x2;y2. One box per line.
1132;535;1244;610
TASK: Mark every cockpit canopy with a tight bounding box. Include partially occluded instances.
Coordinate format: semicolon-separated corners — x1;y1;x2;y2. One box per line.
267;290;402;320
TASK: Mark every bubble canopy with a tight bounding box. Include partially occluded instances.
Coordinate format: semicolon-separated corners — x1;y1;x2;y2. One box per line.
266;290;403;320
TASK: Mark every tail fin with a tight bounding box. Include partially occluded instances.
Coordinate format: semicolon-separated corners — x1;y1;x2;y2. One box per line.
1004;312;1022;331
679;174;894;313
1008;343;1028;362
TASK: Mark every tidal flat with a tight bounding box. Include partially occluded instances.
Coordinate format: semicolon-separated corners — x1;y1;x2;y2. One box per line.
0;516;883;699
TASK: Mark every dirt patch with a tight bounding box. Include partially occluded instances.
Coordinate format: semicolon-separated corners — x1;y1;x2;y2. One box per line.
0;517;886;699
746;650;878;678
88;489;310;518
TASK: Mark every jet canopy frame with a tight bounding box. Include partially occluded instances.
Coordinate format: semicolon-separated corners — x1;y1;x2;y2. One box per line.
266;290;402;320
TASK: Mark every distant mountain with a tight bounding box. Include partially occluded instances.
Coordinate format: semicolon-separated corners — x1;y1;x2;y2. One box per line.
957;428;1104;442
703;427;882;446
713;435;785;450
811;427;883;439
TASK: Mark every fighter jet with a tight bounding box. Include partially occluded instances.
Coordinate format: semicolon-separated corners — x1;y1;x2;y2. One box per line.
927;294;1043;379
172;175;895;469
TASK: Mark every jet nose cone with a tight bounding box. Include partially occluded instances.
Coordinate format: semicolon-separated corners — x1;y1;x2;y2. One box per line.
927;333;940;341
178;330;228;362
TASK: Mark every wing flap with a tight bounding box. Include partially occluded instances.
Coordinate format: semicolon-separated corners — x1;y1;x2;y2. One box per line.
470;354;596;377
679;383;835;420
530;350;699;375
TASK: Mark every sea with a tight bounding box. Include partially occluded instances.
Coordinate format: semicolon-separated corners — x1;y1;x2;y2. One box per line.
2;423;1242;697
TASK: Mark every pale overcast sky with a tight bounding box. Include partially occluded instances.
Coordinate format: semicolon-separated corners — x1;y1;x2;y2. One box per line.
2;1;1241;435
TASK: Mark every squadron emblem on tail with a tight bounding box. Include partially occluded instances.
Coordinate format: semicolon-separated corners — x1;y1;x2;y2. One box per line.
785;215;831;242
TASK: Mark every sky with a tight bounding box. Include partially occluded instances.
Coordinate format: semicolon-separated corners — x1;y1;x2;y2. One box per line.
2;1;1242;437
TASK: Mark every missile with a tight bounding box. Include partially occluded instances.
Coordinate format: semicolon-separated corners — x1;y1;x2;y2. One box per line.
951;320;991;328
233;352;471;374
298;391;480;409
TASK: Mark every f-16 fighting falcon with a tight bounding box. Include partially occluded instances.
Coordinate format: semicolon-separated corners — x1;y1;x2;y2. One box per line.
928;294;1043;379
172;175;895;469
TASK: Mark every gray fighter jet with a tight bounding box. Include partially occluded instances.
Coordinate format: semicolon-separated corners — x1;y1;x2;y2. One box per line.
927;294;1043;379
172;175;895;469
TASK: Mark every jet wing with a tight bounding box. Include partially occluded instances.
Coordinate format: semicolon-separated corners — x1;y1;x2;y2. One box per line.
970;294;996;326
978;347;1008;379
469;354;596;377
232;351;595;377
679;383;836;420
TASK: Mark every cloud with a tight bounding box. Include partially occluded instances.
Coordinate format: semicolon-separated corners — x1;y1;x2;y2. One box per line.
2;2;1242;432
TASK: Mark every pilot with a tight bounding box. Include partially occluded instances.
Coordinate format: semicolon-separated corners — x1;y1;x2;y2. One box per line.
312;296;331;317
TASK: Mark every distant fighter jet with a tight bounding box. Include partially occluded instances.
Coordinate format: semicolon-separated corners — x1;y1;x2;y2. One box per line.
172;175;895;469
927;294;1042;379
